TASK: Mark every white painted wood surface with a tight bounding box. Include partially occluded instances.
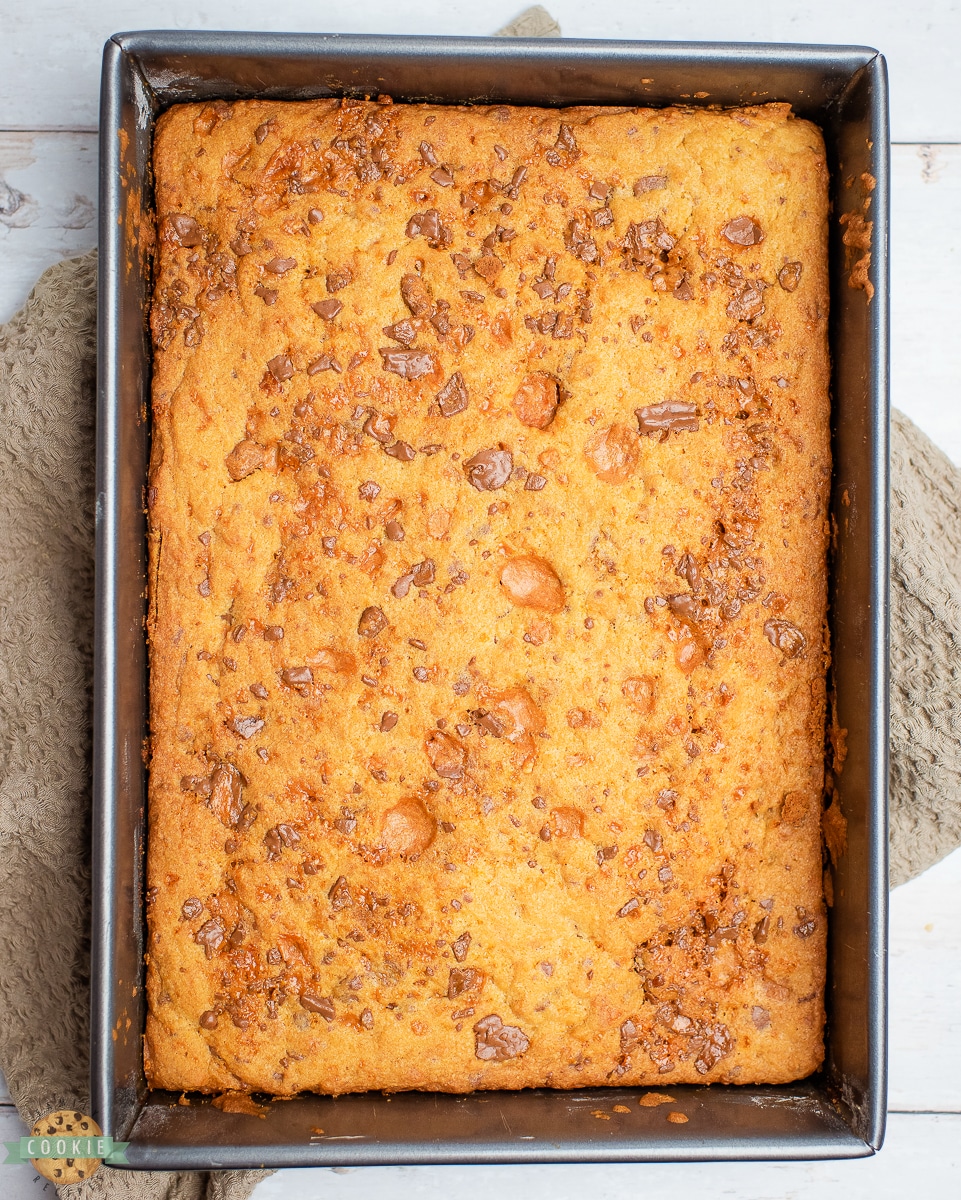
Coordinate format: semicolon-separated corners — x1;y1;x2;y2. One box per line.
1;1;960;142
1;4;960;1195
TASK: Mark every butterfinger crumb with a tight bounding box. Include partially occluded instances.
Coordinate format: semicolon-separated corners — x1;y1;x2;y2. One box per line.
639;1092;675;1107
591;1110;612;1120
667;1111;689;1124
211;1092;269;1118
612;1104;631;1113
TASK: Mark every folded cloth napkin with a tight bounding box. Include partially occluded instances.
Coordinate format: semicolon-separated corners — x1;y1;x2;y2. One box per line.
1;235;960;1197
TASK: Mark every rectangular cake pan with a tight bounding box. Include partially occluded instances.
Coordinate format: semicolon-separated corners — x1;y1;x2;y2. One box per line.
93;30;889;1168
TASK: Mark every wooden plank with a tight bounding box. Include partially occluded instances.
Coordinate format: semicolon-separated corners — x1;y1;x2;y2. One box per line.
0;1;959;142
253;1113;961;1198
0;132;96;326
890;143;961;465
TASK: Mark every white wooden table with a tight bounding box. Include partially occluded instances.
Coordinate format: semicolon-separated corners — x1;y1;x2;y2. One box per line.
1;3;959;1195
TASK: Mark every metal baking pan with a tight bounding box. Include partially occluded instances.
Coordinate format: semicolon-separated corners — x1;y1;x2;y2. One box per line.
93;30;889;1168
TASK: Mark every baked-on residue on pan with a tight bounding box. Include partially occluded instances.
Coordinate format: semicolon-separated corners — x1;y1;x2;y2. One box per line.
145;97;830;1095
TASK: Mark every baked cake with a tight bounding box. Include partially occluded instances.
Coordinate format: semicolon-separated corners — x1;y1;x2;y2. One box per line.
145;97;831;1094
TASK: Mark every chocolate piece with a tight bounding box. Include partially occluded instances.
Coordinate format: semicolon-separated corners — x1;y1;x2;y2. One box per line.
358;480;381;501
384;440;416;462
194;917;226;958
721;216;765;246
726;282;766;321
451;931;471;962
464;447;512;491
280;666;313;688
778;261;803;292
383;318;418;346
430;166;455;187
307;207;324;223
326;269;352;292
763;618;807;658
436;372;469;416
181;897;204;920
634;175;667;194
525;474;547;491
265;256;297;274
168;214;203;247
267;354;294;382
307;354;343;374
231;715;265;739
380;711;399;732
358;606;388;638
312;298;343;320
385;519;405;541
622;218;676;268
328;876;351;909
556;124;577;152
379;348;435;379
636;400;699;436
300;992;336;1019
199;1009;219;1029
473;1014;529;1061
364;411;394;443
225;439;265;481
253;284;278;305
405;209;452;249
448;967;484;999
419;141;439;166
425;730;466;779
263;625;284;641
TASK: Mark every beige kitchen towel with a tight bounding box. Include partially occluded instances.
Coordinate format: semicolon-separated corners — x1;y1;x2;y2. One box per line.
1;244;960;1191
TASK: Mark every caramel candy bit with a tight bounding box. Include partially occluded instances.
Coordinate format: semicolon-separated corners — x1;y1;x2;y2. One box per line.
425;729;467;779
381;797;436;857
636;400;699;436
473;1014;529;1061
550;806;584;838
583;423;639;482
763;618;806;658
167;213;203;247
778;261;803;292
225;439;265;481
357;606;388;638
512;374;560;429
465;447;513;491
500;555;564;613
448;967;485;999
721;216;765;246
622;675;657;714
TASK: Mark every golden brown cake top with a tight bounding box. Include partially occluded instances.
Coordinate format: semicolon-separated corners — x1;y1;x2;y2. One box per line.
146;97;830;1095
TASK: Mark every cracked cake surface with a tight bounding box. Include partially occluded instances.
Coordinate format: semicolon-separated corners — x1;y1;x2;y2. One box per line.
145;97;830;1094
